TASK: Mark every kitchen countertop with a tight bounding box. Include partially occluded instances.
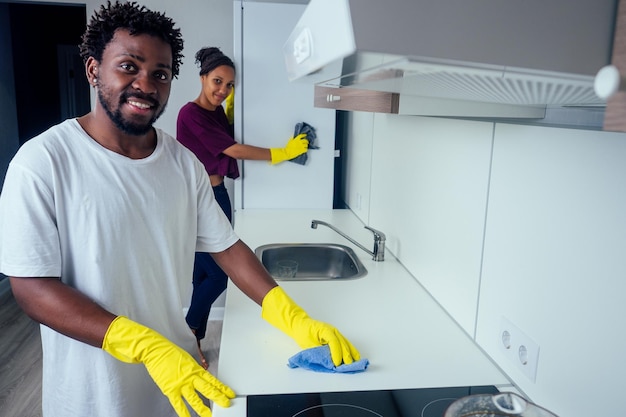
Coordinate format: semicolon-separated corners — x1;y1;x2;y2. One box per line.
213;209;513;417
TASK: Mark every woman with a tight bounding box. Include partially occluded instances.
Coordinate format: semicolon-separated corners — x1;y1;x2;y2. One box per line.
176;47;308;368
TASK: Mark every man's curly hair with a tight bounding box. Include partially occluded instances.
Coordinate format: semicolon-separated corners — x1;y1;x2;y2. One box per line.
79;1;184;78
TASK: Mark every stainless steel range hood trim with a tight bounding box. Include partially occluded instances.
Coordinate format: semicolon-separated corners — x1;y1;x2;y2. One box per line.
318;56;605;107
397;95;546;119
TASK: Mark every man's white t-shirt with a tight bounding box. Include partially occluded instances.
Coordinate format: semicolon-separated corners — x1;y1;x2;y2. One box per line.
0;119;239;417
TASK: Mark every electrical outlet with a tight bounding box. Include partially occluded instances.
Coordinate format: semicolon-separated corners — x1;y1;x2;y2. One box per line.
499;317;540;382
293;28;312;64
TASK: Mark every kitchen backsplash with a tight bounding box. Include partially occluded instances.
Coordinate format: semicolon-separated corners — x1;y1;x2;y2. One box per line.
342;110;626;417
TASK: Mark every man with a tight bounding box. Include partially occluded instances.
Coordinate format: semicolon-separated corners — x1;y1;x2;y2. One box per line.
0;2;360;417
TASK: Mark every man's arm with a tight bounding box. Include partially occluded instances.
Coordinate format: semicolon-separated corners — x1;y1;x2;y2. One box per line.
10;276;236;415
9;276;115;347
210;239;361;366
210;239;277;304
9;238;277;347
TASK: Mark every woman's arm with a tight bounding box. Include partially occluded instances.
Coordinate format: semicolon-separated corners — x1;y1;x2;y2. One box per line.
222;143;271;161
222;133;308;165
9;276;116;347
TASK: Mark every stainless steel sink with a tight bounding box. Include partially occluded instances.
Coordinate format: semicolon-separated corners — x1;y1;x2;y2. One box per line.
255;243;367;280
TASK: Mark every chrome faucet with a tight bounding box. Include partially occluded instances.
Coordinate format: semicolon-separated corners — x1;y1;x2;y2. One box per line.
311;219;386;261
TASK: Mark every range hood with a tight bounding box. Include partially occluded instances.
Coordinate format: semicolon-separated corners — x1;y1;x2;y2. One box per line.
283;0;617;122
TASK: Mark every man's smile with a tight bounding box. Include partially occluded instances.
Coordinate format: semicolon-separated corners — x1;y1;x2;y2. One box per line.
127;99;153;110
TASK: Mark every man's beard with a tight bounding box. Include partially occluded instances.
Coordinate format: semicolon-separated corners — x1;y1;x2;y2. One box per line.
97;87;166;136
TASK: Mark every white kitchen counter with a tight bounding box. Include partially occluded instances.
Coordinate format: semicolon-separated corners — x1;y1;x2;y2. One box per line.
213;209;513;417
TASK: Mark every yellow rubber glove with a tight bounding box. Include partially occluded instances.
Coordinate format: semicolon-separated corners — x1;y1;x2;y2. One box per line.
102;316;235;417
261;286;360;366
224;88;234;125
269;133;309;165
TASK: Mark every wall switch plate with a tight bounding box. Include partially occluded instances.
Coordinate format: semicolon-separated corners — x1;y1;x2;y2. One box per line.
499;316;540;382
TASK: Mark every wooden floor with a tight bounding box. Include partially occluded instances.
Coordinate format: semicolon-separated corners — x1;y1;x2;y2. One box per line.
0;284;222;417
0;284;42;417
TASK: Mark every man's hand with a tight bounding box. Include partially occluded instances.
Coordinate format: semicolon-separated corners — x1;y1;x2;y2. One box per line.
261;286;360;366
102;316;235;417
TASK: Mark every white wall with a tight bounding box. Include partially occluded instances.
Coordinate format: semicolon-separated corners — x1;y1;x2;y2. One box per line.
371;114;494;334
343;110;626;417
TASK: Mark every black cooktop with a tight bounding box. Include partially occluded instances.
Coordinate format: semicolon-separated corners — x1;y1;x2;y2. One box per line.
247;385;499;417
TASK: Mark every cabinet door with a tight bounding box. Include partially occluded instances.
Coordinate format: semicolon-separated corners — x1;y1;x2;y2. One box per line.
235;1;337;209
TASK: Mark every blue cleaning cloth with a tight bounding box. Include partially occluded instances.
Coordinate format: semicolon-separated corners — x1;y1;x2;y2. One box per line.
287;345;369;373
290;121;318;165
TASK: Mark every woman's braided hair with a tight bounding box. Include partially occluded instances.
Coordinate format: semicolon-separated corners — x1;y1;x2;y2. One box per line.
79;1;184;78
195;47;235;76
